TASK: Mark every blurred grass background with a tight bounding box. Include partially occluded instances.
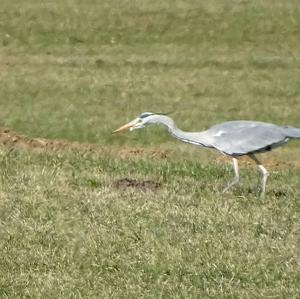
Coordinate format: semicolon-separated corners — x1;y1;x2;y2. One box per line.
0;0;299;147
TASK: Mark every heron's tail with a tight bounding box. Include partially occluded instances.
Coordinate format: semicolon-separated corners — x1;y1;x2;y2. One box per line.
284;126;300;138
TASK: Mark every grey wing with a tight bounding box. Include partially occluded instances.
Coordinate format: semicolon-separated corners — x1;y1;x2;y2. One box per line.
208;121;291;156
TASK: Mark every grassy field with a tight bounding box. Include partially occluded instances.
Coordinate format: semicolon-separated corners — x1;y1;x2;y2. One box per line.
0;0;300;298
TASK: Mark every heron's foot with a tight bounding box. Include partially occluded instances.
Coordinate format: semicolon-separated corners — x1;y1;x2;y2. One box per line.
257;190;265;198
255;174;269;198
222;178;240;193
248;155;269;199
255;184;266;199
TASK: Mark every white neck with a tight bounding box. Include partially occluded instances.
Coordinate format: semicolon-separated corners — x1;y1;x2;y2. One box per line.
148;115;213;148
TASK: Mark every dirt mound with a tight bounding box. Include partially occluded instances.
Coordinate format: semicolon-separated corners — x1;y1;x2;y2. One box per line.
0;127;169;158
0;127;96;151
112;178;161;191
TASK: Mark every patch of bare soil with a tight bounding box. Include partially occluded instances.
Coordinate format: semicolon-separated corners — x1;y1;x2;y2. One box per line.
0;127;96;151
215;155;296;170
117;147;169;159
112;178;161;191
0;127;169;158
0;127;298;170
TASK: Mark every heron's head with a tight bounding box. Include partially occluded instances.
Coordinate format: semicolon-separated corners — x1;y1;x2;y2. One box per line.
113;112;159;133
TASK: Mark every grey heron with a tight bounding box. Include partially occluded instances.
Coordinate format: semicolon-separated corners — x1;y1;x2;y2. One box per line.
114;112;300;196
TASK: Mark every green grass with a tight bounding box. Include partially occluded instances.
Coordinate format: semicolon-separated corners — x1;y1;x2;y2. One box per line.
0;149;299;298
0;0;299;298
1;0;300;145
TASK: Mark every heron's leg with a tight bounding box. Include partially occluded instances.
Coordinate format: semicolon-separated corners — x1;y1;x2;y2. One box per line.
222;157;239;193
248;154;269;197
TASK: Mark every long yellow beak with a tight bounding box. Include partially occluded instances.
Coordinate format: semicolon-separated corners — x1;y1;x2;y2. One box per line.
113;122;134;133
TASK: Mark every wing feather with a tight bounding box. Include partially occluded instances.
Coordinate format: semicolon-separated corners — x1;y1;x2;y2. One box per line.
208;121;290;156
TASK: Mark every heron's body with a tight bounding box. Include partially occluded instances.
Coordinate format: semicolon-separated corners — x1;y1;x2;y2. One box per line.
166;120;300;156
114;113;300;197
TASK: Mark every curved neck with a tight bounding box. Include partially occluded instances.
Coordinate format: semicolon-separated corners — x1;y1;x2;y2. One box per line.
148;115;213;148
